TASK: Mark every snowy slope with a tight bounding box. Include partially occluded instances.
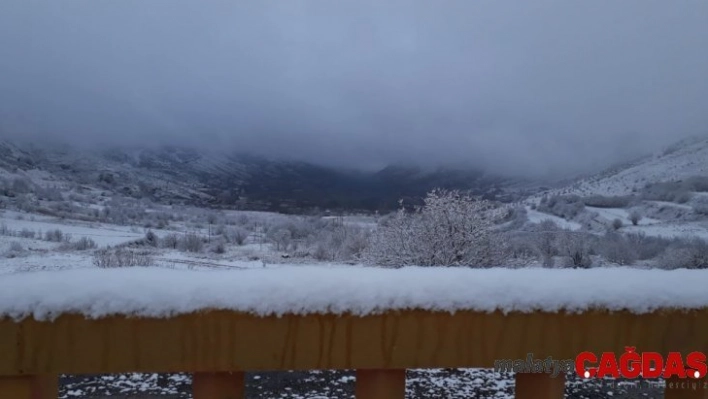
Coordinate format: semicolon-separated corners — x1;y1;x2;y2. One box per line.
531;136;708;198
525;207;583;230
0;139;521;212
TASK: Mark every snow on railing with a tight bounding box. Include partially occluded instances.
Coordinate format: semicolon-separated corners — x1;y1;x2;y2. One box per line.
1;267;707;398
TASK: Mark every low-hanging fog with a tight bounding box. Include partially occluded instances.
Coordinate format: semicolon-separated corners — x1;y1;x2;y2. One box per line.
1;0;707;177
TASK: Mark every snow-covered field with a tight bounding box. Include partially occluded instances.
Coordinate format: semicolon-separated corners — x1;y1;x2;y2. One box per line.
0;211;148;246
525;207;583;230
622;222;708;240
585;206;659;226
0;207;374;276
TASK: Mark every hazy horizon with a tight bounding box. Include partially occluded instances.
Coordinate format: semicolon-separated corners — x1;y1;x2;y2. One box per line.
1;0;707;178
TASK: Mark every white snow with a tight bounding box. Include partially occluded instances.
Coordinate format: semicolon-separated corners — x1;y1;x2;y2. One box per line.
525;208;583;230
585;206;661;226
1;266;708;321
0;212;149;247
622;222;708;240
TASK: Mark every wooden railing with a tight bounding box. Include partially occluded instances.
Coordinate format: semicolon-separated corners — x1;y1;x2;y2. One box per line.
1;309;707;398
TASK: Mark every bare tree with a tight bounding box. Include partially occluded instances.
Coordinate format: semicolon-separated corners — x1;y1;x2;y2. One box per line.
556;231;593;268
229;227;249;246
600;232;637;266
268;228;292;251
207;213;218;242
531;220;561;267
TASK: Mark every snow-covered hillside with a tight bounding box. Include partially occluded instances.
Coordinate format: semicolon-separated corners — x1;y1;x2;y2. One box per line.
0;139;521;213
514;135;708;245
532;136;708;198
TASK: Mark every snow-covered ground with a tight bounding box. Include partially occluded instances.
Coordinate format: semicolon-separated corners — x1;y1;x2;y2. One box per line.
532;137;708;198
622;222;708;240
585;206;660;226
579;206;708;239
525;207;583;230
0;207;337;276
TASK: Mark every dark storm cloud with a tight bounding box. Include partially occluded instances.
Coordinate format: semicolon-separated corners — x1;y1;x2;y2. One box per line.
1;0;707;177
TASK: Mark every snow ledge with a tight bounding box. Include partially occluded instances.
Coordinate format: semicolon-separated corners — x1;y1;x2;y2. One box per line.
1;266;707;321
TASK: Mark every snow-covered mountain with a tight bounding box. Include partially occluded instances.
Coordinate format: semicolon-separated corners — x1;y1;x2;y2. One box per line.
516;135;708;245
529;135;708;199
0;139;521;213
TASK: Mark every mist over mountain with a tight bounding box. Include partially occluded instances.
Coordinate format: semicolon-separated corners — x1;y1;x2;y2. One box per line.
0;139;531;213
2;0;707;178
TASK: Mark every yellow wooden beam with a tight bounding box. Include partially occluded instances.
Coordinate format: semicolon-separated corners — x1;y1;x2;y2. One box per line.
1;309;707;375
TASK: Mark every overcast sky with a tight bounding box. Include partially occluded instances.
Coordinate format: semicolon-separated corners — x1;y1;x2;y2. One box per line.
1;0;707;177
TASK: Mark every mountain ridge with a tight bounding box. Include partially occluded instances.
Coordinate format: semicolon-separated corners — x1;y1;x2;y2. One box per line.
0;139;525;213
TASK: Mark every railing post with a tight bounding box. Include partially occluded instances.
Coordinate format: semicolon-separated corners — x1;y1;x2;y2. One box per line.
515;372;565;399
355;369;406;399
193;372;245;399
665;376;708;399
0;375;58;399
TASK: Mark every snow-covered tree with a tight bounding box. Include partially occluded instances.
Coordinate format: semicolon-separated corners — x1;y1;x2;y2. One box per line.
557;230;593;268
364;189;508;267
531;220;561;267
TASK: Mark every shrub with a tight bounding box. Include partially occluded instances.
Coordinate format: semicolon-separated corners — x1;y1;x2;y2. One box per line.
212;242;226;254
11;178;32;194
527;220;561;266
686;176;708;192
641;182;693;203
676;191;693;204
179;233;204;253
4;242;25;258
309;225;371;262
144;230;159;247
693;202;708;216
45;229;65;242
612;218;623;230
556;231;593;268
161;233;180;249
599;232;637;266
536;195;585;219
228;227;249;246
267;228;292;251
60;237;98;251
0;223;11;236
629;210;642;226
657;238;708;269
581;195;634;208
18;228;35;239
624;232;672;260
93;248;154;268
